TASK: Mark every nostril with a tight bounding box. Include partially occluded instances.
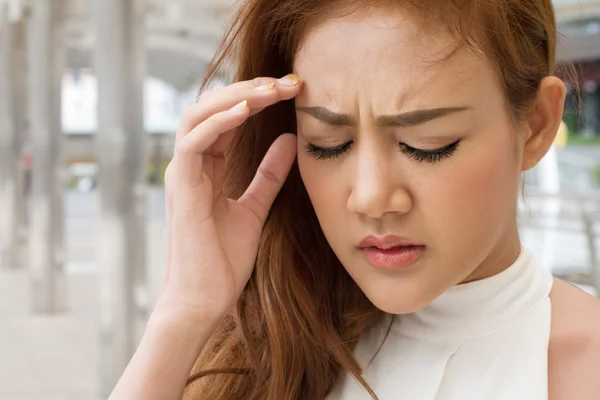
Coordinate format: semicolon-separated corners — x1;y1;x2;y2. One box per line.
348;184;413;218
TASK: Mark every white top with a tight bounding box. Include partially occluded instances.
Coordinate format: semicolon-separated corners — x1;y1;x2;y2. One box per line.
327;248;554;400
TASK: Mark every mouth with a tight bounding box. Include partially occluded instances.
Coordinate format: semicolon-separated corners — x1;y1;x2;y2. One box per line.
358;235;421;249
358;235;425;269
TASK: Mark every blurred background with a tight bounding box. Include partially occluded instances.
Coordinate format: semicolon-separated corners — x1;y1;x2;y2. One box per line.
0;0;599;399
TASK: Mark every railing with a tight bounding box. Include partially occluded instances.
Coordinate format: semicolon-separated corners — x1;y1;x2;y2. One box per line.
519;190;600;295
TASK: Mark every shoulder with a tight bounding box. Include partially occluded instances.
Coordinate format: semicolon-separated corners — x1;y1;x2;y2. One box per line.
548;278;600;400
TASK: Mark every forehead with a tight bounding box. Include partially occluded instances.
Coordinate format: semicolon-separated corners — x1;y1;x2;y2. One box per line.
293;6;499;108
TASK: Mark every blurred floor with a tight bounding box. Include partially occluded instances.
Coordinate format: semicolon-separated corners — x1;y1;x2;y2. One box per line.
0;271;99;400
0;188;167;400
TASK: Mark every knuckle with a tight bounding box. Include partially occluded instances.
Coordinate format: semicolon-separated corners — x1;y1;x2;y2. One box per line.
164;163;174;185
181;105;197;121
258;166;281;185
205;112;225;127
197;89;213;103
174;139;195;159
242;193;267;223
252;77;264;88
228;87;242;99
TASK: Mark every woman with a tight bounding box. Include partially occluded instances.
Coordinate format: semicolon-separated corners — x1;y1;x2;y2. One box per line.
110;0;600;399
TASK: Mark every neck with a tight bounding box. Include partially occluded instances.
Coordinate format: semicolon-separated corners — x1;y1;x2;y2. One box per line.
460;224;522;284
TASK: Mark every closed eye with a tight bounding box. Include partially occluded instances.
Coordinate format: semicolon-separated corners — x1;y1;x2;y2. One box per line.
400;140;461;163
304;139;461;163
304;142;352;160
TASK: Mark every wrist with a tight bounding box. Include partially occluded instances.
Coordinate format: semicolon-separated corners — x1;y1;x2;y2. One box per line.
142;311;218;371
148;296;226;341
110;308;216;400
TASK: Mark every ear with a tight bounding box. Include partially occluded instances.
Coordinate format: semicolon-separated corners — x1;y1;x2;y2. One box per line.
521;76;567;172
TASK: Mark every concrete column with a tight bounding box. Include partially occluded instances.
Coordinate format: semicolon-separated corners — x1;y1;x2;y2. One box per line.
537;144;561;270
27;0;67;312
0;1;27;269
91;0;148;395
581;82;599;137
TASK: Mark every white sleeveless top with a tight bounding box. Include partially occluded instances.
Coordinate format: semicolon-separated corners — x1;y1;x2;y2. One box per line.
327;248;553;400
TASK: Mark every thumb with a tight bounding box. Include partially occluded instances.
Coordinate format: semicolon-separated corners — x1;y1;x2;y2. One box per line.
238;133;297;223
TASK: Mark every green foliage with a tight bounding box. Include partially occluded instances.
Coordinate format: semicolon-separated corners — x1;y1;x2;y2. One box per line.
567;134;600;147
594;163;600;188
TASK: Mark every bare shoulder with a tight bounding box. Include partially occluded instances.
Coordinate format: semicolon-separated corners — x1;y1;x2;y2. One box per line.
548;278;600;400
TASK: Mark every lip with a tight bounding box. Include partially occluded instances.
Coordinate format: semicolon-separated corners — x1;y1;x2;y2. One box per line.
359;235;420;249
358;235;425;269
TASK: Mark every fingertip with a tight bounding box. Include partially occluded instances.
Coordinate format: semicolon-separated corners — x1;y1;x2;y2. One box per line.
276;73;300;87
276;80;302;99
274;133;299;152
278;132;297;141
229;100;249;113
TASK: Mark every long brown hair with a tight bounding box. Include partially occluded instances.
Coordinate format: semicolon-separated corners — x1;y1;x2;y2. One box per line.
184;1;560;398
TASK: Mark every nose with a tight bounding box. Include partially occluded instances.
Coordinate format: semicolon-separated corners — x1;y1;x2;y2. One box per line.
347;148;413;219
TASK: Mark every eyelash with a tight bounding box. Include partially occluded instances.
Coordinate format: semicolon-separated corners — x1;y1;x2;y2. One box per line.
304;140;461;163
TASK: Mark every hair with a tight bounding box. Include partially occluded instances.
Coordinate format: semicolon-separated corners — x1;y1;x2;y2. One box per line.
183;1;563;399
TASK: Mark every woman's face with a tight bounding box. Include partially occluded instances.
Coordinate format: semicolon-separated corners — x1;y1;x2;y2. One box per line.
294;6;527;314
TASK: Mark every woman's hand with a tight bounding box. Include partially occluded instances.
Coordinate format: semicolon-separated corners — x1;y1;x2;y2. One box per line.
108;74;301;400
158;74;301;323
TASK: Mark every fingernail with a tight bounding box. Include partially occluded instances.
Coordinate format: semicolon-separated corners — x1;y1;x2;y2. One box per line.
277;73;300;86
255;82;276;91
230;100;248;112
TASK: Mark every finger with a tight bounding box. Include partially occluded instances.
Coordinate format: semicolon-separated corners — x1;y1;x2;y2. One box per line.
163;162;179;291
162;209;172;292
206;128;234;201
177;74;301;141
175;101;250;186
177;78;268;141
238;133;297;224
199;152;227;202
206;156;227;202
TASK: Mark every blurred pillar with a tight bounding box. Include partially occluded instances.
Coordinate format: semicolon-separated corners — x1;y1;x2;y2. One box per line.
581;82;599;137
537;144;560;271
0;2;27;269
27;0;67;312
92;0;148;395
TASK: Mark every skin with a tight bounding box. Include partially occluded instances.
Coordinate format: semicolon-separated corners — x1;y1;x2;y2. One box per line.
293;4;600;398
549;280;600;399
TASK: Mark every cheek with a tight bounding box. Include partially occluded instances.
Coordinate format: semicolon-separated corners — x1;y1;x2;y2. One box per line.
298;155;336;213
419;137;520;241
298;154;349;251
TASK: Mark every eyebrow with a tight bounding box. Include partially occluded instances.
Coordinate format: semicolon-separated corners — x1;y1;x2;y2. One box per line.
295;106;472;127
